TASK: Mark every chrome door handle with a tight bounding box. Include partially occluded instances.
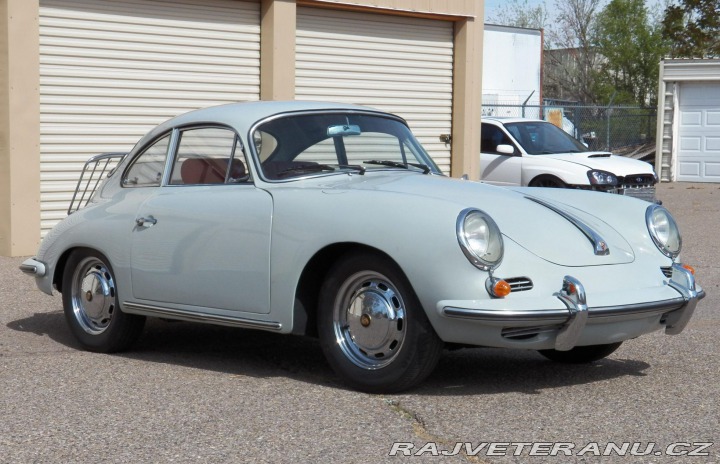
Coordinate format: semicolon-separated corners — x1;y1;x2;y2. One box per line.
135;216;157;227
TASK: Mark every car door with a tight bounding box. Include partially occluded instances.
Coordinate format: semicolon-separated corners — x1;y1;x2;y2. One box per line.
129;126;273;314
479;123;522;186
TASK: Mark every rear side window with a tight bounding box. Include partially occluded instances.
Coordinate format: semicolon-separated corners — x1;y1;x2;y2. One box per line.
123;135;170;187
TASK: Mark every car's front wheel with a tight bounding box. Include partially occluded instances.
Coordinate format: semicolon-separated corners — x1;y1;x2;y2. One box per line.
537;342;622;363
529;175;566;188
62;249;145;352
318;253;443;393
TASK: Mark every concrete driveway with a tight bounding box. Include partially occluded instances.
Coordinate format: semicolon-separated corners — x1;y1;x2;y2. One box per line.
1;182;718;463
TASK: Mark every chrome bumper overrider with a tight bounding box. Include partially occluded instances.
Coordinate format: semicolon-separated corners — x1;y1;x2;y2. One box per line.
665;264;701;335
19;257;47;277
442;264;705;351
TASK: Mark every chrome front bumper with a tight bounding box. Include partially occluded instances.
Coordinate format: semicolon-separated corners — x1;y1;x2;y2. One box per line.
442;264;705;351
19;257;47;277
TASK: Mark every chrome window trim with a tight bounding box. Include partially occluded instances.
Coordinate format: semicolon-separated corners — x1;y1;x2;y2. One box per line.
162;124;249;187
247;109;441;183
161;128;181;187
121;132;173;188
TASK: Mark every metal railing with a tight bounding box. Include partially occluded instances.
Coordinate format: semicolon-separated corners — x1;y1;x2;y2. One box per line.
68;153;127;215
483;101;657;160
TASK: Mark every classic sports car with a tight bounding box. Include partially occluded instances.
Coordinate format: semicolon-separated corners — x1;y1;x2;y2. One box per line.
480;117;658;202
21;102;703;393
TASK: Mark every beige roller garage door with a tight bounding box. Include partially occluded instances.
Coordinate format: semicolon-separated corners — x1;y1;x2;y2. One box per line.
39;0;260;234
296;7;454;173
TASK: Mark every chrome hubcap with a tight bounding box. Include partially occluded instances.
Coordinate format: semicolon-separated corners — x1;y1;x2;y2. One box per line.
333;271;406;370
70;257;116;335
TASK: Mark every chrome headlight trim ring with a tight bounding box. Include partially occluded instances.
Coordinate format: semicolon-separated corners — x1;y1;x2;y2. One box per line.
456;208;504;271
646;204;682;259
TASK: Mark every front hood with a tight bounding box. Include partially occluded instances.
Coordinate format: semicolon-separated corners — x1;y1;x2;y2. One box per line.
542;152;654;176
311;173;634;266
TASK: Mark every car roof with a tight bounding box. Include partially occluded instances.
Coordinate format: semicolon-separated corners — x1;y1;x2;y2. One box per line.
137;101;394;148
483;117;546;124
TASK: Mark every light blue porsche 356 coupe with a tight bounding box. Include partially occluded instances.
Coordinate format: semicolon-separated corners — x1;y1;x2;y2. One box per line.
21;101;704;392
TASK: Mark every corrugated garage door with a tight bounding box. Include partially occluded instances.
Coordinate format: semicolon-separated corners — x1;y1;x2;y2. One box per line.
39;0;260;234
677;82;720;182
296;7;454;173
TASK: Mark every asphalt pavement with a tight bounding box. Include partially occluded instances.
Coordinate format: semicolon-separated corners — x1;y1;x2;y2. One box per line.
1;182;718;463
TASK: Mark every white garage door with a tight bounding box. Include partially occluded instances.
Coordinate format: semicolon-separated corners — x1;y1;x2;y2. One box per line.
296;7;454;173
39;0;260;234
677;82;720;182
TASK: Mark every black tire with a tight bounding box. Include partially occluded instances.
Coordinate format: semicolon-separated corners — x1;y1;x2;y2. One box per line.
538;342;622;363
317;252;443;393
62;248;145;353
529;176;566;188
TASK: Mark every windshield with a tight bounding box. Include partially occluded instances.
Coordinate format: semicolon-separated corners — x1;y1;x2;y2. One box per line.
251;112;441;180
504;121;588;155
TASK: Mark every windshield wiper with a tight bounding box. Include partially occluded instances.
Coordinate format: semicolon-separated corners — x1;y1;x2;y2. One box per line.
338;164;366;175
276;164;336;178
363;160;431;174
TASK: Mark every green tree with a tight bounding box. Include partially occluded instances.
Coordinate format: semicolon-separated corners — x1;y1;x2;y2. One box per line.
543;0;605;103
662;0;720;57
593;0;667;105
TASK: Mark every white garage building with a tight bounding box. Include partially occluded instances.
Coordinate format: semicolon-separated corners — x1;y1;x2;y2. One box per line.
656;58;720;183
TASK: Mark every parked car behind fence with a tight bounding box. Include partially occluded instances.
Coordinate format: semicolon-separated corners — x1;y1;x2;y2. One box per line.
483;101;657;160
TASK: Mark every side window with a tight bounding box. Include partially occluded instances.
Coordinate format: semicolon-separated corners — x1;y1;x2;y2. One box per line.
481;124;514;155
170;127;250;185
123;135;170;187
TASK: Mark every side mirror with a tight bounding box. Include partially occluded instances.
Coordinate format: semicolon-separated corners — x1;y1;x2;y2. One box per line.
496;144;515;155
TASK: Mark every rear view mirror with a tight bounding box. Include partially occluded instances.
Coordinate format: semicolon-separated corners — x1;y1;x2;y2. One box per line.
497;144;515;155
328;124;361;137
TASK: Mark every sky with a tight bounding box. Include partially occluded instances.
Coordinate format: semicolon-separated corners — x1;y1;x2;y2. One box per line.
484;0;669;26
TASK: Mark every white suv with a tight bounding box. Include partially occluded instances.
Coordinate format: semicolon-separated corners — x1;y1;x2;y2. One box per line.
480;118;657;202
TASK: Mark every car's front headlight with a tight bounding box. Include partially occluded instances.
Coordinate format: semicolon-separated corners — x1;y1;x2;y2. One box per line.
587;170;618;185
646;204;681;259
456;208;504;270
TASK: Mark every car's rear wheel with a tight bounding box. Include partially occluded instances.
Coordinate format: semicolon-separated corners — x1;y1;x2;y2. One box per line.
529;176;566;188
537;342;622;363
62;249;145;352
318;253;443;393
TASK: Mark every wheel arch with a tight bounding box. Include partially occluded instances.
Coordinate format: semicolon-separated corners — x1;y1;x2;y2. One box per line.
53;247;80;293
528;173;568;188
291;242;407;337
52;246;109;294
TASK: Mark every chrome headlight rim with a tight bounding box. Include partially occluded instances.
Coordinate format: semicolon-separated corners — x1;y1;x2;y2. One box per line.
645;204;682;259
456;208;504;271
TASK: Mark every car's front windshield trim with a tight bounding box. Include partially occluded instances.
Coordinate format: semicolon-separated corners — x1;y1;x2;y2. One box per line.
247;110;442;183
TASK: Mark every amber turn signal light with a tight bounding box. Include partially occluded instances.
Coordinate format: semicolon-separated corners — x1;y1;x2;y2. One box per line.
492;279;512;298
566;282;577;295
682;264;695;275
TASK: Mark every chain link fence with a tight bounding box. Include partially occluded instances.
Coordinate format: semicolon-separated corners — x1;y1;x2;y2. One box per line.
482;101;657;161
